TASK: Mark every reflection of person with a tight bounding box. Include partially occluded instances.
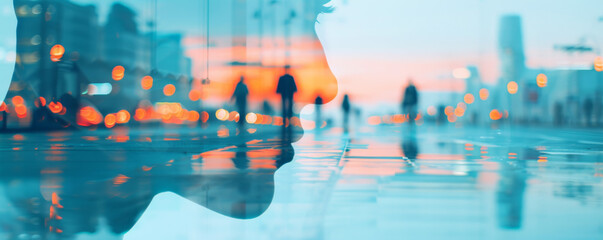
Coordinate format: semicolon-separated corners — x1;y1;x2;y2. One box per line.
231;76;249;127
402;79;419;124
496;158;526;229
277;66;297;123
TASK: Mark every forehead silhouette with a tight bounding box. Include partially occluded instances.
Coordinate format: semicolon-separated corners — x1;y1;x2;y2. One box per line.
2;0;336;237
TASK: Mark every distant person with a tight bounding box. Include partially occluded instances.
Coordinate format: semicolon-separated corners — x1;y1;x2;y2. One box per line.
342;94;351;128
402;80;419;124
231;76;249;127
584;98;593;127
315;95;323;128
276;65;297;123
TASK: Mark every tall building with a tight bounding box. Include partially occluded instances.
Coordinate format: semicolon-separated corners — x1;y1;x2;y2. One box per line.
13;0;99;99
498;15;526;82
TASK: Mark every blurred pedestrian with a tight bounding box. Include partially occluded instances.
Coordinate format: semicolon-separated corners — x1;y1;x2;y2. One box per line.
231;76;249;127
277;65;297;123
342;94;351;128
402;79;419;124
315;95;323;128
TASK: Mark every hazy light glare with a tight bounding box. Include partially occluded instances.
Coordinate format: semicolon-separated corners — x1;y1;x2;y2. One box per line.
452;68;471;79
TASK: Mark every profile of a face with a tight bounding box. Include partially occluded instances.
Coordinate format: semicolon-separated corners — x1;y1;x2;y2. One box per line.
1;0;336;236
0;1;16;103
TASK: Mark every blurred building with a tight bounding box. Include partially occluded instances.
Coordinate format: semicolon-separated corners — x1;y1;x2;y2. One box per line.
13;0;99;99
489;15;603;127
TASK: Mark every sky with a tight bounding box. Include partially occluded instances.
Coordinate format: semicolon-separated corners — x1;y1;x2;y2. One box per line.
317;0;603;108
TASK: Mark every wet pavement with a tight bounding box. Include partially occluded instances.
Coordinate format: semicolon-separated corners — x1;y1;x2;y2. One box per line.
1;124;603;239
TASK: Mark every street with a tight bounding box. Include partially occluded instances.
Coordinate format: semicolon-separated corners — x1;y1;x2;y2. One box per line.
1;123;602;239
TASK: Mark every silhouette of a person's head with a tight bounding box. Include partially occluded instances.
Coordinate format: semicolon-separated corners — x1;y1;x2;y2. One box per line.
1;0;337;236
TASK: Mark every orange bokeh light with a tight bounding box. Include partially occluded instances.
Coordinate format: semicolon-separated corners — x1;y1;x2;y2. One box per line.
0;102;6;112
216;109;229;121
490;109;503;120
201;111;210;123
444;106;454;116
50;44;65;62
464;93;475;104
112;66;125;81
536;74;547;88
479;88;489;100
163;84;176;96
11;96;24;106
246;113;258;124
15;104;27;118
141;76;153;90
48;102;63;114
507;81;518;94
37;97;47;107
116;110;131;124
189;90;201;101
595;57;603;72
188;110;200;122
454;107;465;117
134;108;146;121
105;113;117;128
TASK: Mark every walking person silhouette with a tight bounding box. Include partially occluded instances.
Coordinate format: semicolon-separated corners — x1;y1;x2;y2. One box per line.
402;79;419;125
231;76;249;129
277;65;297;125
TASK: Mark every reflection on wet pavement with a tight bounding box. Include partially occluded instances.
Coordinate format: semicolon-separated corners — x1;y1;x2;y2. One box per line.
0;125;299;239
1;125;603;239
